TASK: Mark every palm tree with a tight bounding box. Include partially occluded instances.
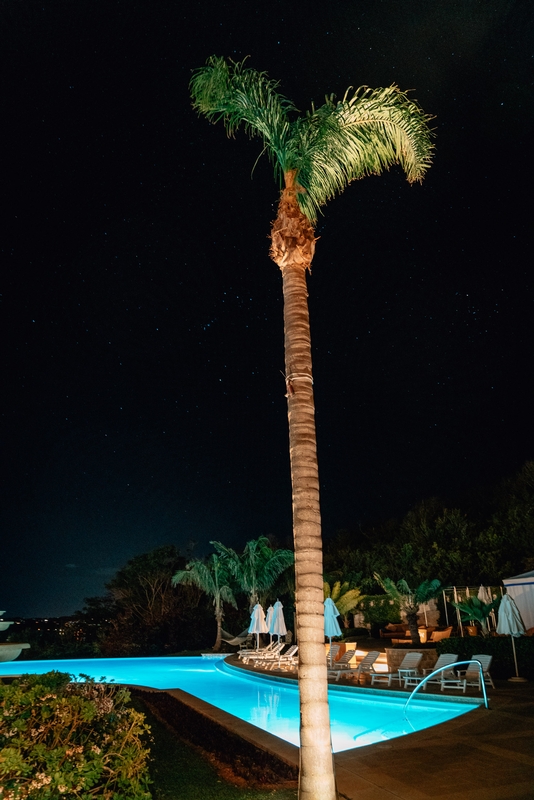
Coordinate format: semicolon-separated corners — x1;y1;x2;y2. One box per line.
191;56;433;800
211;536;294;611
323;580;364;628
374;574;441;644
172;554;237;651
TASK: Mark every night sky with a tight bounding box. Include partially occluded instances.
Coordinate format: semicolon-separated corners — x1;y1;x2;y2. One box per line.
1;1;533;618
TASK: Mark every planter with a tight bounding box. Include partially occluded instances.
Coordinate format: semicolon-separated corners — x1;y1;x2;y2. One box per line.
0;643;31;662
385;647;437;673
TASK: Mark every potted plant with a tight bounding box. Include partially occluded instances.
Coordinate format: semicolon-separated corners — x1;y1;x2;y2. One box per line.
374;574;441;646
451;595;501;637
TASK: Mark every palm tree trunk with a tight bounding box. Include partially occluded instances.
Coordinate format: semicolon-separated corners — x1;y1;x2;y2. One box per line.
214;607;223;652
405;609;421;645
270;171;337;800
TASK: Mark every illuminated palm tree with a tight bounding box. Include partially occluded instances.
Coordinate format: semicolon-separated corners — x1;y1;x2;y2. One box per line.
375;574;441;644
191;56;433;800
211;536;294;611
323;580;364;628
172;554;237;651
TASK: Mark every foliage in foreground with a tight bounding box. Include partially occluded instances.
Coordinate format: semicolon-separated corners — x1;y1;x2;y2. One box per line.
0;672;151;800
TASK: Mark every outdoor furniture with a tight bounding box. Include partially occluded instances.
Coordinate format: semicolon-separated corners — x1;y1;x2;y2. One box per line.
326;644;340;667
239;641;284;662
267;645;299;671
427;626;453;643
403;653;458;690
370;651;423;686
328;650;380;683
326;648;356;674
441;654;495;692
252;644;297;667
380;623;410;640
238;639;276;659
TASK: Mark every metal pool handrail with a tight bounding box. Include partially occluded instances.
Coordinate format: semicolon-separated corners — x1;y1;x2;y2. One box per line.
403;659;489;720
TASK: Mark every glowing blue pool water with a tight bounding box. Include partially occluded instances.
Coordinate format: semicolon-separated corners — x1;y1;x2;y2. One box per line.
0;657;479;752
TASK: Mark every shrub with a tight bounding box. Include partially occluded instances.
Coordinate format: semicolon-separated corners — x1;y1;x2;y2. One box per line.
357;596;400;626
0;671;152;799
436;636;534;680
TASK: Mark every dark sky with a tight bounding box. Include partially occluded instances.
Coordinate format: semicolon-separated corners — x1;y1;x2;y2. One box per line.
1;1;532;618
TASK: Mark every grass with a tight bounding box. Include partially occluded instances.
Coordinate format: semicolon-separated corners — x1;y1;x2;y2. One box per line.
136;698;298;800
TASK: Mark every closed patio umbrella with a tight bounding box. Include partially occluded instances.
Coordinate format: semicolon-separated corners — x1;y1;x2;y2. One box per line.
270;600;287;642
477;585;493;604
497;593;526;682
265;605;274;644
248;603;269;649
324;597;342;667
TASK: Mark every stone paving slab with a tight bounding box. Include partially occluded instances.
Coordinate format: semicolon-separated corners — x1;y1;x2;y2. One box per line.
227;654;534;800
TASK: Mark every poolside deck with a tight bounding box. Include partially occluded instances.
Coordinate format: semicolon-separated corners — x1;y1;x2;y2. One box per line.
222;649;534;800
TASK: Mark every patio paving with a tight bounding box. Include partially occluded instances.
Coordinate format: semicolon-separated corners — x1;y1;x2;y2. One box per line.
221;650;534;800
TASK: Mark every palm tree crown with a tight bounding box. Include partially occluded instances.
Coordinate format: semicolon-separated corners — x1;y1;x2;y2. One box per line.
172;554;237;651
211;537;294;610
190;55;434;223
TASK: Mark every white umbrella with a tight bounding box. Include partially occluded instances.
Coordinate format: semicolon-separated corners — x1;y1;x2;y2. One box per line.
248;603;269;649
270;600;287;642
265;605;274;644
478;585;497;632
478;585;493;604
324;597;342;667
496;594;526;682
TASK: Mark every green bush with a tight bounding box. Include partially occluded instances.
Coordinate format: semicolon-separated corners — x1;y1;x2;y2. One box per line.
0;671;152;799
357;596;400;626
436;636;534;680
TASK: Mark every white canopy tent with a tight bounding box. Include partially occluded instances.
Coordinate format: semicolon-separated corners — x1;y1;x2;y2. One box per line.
502;571;534;631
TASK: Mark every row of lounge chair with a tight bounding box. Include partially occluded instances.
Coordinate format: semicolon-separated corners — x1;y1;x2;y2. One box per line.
238;642;495;693
238;641;299;670
328;650;494;692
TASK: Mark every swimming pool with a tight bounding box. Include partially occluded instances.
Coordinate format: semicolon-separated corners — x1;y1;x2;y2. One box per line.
0;657;479;752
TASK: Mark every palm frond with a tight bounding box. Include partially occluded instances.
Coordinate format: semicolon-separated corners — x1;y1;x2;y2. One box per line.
291;86;434;222
191;57;434;224
190;56;293;182
334;588;363;616
172;561;215;595
210;541;241;578
413;578;441;604
374;573;402;602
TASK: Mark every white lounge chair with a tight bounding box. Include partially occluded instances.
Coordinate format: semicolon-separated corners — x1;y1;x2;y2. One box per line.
239;641;284;663
329;650;380;682
441;654;495;692
370;651;423;687
266;645;299;670
403;653;458;690
327;648;356;673
326;644;340;667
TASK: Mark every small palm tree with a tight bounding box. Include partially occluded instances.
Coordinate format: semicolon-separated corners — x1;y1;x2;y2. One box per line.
172;554;237;651
452;595;501;636
374;574;441;645
211;536;294;611
191;56;433;799
323;581;364;628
